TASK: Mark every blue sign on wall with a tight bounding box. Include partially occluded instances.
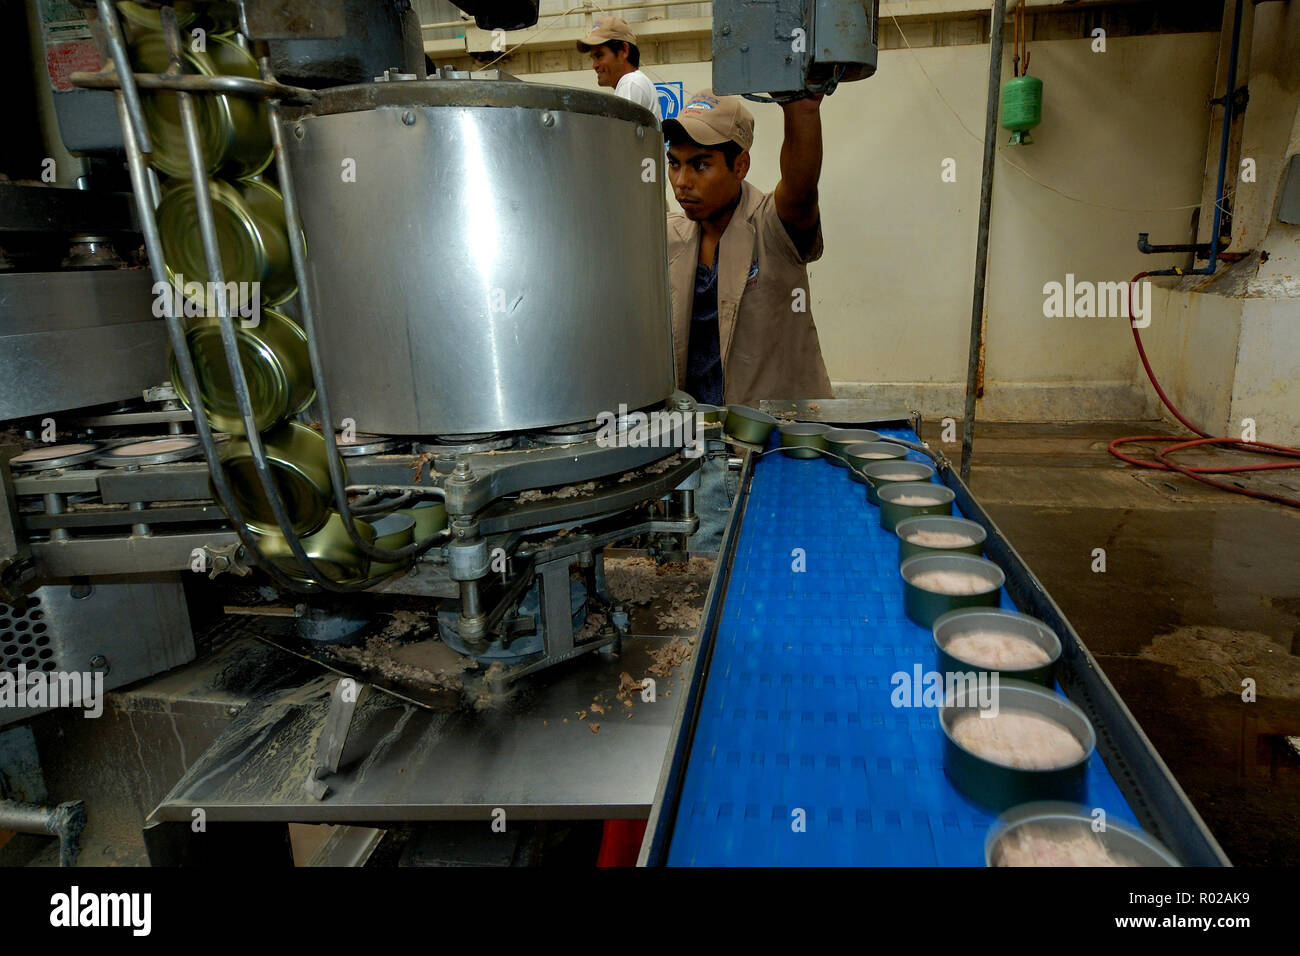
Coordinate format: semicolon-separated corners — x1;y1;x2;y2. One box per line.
656;81;684;120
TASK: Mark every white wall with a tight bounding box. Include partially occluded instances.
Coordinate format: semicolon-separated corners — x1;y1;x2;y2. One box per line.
522;32;1223;420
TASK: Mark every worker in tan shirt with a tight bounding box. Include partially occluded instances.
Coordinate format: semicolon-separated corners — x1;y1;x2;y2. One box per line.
663;89;833;407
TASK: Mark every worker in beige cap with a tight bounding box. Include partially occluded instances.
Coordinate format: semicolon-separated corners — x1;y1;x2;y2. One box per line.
576;16;662;122
664;90;832;407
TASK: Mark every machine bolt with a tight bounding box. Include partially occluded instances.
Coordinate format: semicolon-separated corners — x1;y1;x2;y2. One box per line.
402;110;416;126
636;126;645;140
89;655;109;673
541;112;555;127
293;124;305;140
721;23;731;35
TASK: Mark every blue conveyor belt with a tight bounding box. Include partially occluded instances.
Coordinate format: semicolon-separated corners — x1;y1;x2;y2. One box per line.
666;428;1138;866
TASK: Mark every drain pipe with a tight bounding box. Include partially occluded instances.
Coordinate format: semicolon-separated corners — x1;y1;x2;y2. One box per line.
0;798;86;866
1137;0;1246;277
960;0;1008;482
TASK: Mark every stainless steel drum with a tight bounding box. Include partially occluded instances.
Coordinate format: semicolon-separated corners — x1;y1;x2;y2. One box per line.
284;81;675;436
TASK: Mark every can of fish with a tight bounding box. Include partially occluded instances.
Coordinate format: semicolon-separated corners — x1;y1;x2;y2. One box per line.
877;481;955;531
932;607;1061;687
398;499;448;540
157;178;296;314
128;32;273;180
779;422;830;459
985;802;1180;867
895;515;987;562
940;679;1095;812
823;429;881;467
842;441;906;472
862;460;935;505
900;553;1003;627
725;405;778;445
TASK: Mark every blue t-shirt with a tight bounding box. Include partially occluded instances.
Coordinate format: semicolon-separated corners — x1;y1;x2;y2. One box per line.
685;249;723;406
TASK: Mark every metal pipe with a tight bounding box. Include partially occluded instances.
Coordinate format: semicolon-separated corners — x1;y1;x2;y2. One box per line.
144;167;163;209
0;799;87;868
461;578;483;619
1208;0;1244;269
70;68;319;103
679;488;695;518
1137;0;1246;278
348;491;417;515
1136;234;1213;255
130;500;151;537
93;0;152;153
43;493;70;542
959;0;1007;482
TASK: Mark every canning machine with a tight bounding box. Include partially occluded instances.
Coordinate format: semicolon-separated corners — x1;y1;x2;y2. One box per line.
1;0;712;713
0;0;723;862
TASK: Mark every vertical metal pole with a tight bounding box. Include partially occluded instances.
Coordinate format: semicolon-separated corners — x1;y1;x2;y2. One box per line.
95;0;152;154
960;0;1007;483
1207;0;1245;271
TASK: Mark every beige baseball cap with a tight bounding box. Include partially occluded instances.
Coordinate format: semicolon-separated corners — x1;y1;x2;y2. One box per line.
576;16;637;52
662;90;754;151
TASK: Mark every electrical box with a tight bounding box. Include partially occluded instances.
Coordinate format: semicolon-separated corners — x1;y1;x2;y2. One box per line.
713;0;879;98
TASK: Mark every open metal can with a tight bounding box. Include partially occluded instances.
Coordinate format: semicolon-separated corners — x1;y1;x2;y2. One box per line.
986;802;1180;867
157;178;296;311
940;680;1095;813
256;509;376;585
362;512;415;578
170;308;314;435
217;421;341;537
128;32;273;180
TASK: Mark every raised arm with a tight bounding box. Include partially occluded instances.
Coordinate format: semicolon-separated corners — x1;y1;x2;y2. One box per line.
773;94;825;241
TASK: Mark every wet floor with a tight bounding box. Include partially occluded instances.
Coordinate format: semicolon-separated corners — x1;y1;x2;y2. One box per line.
919;419;1300;866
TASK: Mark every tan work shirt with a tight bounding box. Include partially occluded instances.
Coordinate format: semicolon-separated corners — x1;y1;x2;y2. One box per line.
667;179;834;406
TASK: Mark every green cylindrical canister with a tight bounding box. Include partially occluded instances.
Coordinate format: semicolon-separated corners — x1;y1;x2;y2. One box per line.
1001;74;1043;145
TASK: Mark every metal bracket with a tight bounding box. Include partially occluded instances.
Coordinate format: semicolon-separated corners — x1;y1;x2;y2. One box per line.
305;678;369;800
1210;84;1250;115
203;542;252;579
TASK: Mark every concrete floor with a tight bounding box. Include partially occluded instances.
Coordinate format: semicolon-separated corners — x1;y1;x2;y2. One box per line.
919;419;1300;867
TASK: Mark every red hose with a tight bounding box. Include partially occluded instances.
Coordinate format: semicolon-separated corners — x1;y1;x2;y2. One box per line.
1109;271;1300;508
